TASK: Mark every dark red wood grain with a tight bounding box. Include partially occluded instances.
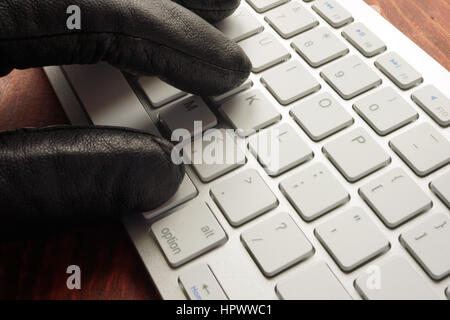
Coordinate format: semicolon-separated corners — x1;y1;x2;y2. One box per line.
0;0;448;299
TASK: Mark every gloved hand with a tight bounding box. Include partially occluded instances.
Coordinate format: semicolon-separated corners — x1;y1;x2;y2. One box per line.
0;0;251;239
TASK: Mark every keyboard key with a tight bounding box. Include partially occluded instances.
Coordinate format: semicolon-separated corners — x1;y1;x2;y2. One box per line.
290;92;354;141
353;87;418;136
265;2;319;39
151;201;227;267
276;262;351;300
142;174;197;219
411;85;450;127
261;60;321;105
389;123;450;177
62;64;160;136
312;0;354;28
239;32;291;73
187;129;246;182
280;163;350;221
179;264;228;300
429;170;450;208
241;212;314;277
210;169;278;227
216;7;264;42
138;76;186;108
375;52;423;90
400;213;450;280
315;208;390;272
447;287;450;300
248;123;313;176
209;80;253;106
291;26;348;67
220;89;281;137
359;168;432;228
341;22;386;57
246;0;289;13
320;55;382;100
323;128;391;182
354;257;439;300
159;96;217;138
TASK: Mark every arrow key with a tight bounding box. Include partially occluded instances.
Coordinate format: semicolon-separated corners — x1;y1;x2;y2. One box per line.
179;264;228;300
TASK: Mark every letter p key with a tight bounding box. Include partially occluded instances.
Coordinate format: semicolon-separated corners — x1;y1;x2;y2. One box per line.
352;135;366;144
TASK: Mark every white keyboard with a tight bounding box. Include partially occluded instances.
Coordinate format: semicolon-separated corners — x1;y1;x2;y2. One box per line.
45;0;450;300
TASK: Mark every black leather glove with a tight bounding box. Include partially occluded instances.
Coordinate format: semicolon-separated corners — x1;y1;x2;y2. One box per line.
0;0;251;239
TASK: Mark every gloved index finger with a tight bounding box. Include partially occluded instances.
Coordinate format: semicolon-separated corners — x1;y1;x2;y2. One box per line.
0;0;251;96
171;0;241;23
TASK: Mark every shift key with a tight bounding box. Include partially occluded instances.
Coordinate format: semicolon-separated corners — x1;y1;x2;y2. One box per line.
151;202;227;267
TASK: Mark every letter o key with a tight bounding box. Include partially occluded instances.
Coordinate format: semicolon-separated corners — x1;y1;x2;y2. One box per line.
319;98;332;108
369;104;380;111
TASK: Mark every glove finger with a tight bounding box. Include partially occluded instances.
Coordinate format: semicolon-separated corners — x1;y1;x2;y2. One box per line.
0;0;251;96
0;126;184;239
171;0;240;23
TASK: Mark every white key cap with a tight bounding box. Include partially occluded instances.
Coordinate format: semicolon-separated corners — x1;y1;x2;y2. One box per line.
400;213;450;280
354;257;439;300
447;287;450;300
312;0;354;28
265;2;319;39
342;22;386;57
280;163;349;221
290;92;353;141
241;212;314;277
291;26;348;67
142;174;197;219
220;89;281;137
246;0;289;13
216;7;264;42
320;55;382;100
412;85;450;127
210;169;278;227
323;127;391;182
276;262;351;300
353;87;418;136
430;170;450;208
248;123;313;176
389;123;450;176
209;80;253;106
187;129;246;182
179;264;228;300
151;202;227;267
159;96;217;138
62;64;160;136
359;168;432;228
315;208;390;272
261;60;321;105
375;52;423;90
239;32;291;72
138;76;186;108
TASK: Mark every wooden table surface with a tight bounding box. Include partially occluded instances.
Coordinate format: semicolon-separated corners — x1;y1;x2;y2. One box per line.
0;0;449;299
